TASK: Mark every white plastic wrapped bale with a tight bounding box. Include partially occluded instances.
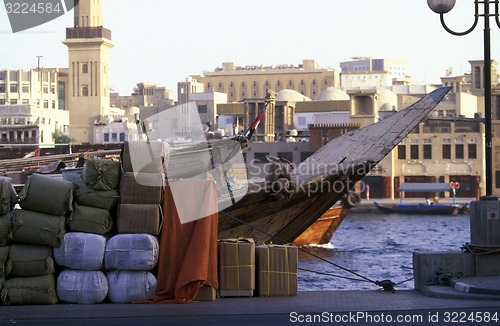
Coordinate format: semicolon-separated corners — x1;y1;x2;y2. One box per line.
53;232;106;271
105;234;159;271
56;269;108;304
107;270;157;303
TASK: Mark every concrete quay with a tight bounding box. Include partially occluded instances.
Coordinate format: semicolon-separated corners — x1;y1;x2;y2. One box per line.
1;289;499;326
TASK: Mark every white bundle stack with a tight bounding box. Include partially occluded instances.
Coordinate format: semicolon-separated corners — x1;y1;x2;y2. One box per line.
53;232;108;304
56;270;108;304
107;270;157;303
104;234;159;271
53;232;106;271
105;233;159;302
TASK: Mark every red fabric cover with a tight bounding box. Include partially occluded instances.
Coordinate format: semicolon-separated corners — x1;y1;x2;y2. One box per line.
145;180;218;303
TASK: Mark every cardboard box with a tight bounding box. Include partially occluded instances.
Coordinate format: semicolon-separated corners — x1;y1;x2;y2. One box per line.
218;238;255;297
121;141;169;173
119;172;165;204
117;204;163;235
256;244;298;296
195;284;217;301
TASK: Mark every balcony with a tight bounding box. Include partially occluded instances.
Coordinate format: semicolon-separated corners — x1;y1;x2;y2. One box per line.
66;27;112;40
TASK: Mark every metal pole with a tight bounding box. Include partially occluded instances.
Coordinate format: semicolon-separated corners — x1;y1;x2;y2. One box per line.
483;0;494;197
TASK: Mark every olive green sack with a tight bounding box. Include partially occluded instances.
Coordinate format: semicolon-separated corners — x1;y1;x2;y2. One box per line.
81;159;121;191
18;174;74;216
1;274;58;305
6;244;55;278
75;186;120;211
67;204;113;235
10;209;66;247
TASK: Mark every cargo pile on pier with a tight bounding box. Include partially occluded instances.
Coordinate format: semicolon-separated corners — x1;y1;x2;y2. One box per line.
0;141;298;305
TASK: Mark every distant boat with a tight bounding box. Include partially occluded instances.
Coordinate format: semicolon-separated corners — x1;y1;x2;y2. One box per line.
373;182;468;215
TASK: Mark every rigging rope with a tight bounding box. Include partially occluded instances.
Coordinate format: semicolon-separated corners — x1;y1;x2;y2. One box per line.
220;210;378;285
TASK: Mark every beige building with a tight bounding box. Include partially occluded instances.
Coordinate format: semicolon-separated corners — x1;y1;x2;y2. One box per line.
63;0;114;144
190;59;340;103
340;57;415;88
0;69;69;145
110;82;175;109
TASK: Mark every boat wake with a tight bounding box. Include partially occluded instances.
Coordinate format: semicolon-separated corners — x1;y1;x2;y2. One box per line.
302;243;335;250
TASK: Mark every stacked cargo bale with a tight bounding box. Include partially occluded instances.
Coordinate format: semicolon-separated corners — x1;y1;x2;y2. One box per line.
117;141;167;236
105;233;158;303
53;232;108;304
68;159;121;235
0;176;17;296
54;158;120;304
103;141;168;303
2;173;73;305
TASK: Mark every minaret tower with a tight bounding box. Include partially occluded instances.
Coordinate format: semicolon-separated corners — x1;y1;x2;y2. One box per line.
63;0;113;144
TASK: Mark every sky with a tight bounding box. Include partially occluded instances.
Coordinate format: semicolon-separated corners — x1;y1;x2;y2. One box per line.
1;0;500;99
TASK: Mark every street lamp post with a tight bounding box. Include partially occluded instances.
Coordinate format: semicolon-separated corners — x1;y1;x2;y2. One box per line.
427;0;500;199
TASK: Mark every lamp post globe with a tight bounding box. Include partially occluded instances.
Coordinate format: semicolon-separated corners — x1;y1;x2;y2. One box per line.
427;0;456;14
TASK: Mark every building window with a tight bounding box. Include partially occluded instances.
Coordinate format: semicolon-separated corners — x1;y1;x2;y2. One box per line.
43;100;49;108
278;152;293;162
0;84;5;93
10;99;17;105
468;143;477;159
398;145;406;159
10;84;18;93
103;133;109;142
197;105;207;113
410;145;419;159
253;152;270;164
82;86;89;96
456;144;464;159
300;152;314;161
22;84;29;93
82;63;88;73
423;144;432;159
442;144;451;159
51;101;56;109
496;171;500;189
119;132;125;142
111;133;117;142
51;85;55;94
43;85;48;94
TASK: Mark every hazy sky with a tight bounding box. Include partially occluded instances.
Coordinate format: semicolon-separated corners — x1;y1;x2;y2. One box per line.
1;0;500;98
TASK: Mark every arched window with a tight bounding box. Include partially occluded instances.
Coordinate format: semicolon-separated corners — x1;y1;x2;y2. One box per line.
82;86;89;96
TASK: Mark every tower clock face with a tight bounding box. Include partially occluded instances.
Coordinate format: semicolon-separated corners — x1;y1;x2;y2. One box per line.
4;0;80;33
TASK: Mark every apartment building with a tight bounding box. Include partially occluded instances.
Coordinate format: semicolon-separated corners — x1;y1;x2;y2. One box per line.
190;59;340;103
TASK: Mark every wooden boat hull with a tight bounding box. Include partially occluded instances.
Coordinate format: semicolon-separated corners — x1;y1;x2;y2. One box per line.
219;87;452;244
219;162;370;244
292;203;350;246
373;201;461;215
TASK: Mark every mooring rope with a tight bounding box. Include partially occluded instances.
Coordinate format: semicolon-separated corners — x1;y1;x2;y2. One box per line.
220;210;380;286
